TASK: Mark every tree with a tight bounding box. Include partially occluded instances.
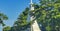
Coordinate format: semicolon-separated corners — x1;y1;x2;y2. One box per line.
0;12;8;26
34;0;60;31
3;26;11;31
9;7;30;31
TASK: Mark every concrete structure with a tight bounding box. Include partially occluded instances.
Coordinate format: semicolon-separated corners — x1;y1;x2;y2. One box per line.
30;0;41;31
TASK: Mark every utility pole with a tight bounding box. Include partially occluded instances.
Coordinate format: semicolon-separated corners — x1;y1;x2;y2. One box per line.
29;0;41;31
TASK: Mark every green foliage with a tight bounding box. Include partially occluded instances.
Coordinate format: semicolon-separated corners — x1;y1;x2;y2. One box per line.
3;26;11;31
0;13;8;26
36;0;60;31
0;13;8;20
10;7;29;31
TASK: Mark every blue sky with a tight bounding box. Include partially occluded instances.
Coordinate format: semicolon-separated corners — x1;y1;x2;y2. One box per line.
0;0;39;31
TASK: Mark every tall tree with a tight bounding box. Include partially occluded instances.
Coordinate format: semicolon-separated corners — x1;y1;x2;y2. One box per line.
34;0;60;31
10;7;30;31
0;12;8;26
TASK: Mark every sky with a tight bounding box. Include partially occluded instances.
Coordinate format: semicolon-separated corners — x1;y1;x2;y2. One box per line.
0;0;39;31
